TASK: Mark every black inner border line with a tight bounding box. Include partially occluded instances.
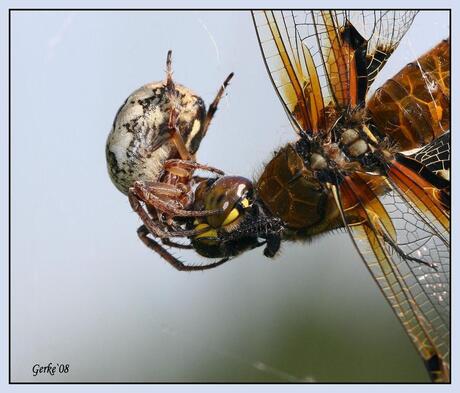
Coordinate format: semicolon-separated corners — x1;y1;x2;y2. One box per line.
8;7;452;385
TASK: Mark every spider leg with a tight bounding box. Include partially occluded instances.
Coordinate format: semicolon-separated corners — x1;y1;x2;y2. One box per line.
202;72;234;136
137;225;231;271
192;175;214;183
162;238;194;250
128;186;221;238
129;189;178;238
166;95;192;161
165;50;174;92
132;181;222;218
163;159;225;177
165;51;192;161
149;50;192;160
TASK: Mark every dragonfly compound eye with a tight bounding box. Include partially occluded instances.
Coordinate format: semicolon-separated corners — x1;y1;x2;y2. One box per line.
194;176;253;239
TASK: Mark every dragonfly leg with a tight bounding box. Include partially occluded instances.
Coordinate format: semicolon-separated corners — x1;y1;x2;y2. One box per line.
263;233;281;257
381;231;437;269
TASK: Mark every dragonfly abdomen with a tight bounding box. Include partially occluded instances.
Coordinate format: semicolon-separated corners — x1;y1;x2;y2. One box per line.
367;39;449;150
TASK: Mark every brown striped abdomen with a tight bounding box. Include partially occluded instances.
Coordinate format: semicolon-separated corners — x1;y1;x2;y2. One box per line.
367;39;449;150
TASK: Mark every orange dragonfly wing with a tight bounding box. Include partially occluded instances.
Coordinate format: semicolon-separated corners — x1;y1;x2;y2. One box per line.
333;168;449;382
252;10;418;133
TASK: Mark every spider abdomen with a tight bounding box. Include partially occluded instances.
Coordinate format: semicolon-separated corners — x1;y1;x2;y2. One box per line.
106;82;206;195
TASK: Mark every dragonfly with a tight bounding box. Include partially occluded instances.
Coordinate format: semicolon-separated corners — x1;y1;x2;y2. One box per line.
183;10;449;382
246;11;450;382
132;10;450;382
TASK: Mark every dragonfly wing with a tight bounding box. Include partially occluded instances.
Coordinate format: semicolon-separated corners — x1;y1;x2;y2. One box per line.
332;170;450;382
252;10;418;133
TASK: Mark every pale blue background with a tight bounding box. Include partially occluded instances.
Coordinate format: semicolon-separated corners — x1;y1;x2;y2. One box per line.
6;4;451;385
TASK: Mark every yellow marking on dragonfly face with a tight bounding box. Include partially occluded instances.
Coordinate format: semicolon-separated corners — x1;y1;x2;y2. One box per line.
241;198;250;208
222;208;239;227
222;198;250;227
194;223;218;239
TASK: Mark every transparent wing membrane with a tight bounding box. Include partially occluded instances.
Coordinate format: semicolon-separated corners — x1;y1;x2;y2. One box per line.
410;131;450;180
252;10;418;132
335;170;449;381
253;9;449;382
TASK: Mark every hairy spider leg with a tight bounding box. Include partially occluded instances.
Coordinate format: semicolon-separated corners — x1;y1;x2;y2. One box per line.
137;225;231;271
163;159;225;177
201;72;234;138
128;182;224;239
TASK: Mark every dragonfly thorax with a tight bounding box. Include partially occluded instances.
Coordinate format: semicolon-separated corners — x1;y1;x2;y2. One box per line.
339;127;370;158
298;126;372;176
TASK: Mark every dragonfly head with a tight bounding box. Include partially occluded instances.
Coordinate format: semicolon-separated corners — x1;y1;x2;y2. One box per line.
190;176;282;259
194;175;254;228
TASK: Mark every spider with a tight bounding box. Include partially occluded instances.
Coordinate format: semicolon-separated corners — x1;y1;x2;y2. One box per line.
106;51;238;270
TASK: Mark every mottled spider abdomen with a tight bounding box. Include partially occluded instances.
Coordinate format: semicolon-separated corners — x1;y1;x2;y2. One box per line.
106;82;206;195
